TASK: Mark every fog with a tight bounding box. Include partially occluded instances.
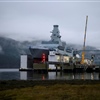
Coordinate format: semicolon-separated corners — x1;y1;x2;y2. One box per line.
0;1;100;47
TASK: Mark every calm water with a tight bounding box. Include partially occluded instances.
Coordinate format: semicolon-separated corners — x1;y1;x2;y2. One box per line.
0;69;100;80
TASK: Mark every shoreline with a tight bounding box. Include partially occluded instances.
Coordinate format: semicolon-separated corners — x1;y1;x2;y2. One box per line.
0;80;100;91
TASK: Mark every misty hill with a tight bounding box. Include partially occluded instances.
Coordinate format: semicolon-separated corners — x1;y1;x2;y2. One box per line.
0;37;29;68
66;43;97;50
0;36;99;68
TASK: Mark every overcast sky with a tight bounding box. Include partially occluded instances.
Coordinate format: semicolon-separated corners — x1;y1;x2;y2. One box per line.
0;0;100;47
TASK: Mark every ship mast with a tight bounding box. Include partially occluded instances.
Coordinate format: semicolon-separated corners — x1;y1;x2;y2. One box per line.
50;25;62;46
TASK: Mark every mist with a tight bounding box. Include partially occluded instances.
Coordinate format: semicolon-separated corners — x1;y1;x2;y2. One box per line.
0;1;100;47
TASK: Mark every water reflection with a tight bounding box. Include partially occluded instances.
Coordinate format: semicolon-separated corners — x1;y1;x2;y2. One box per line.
0;69;100;80
20;71;48;80
20;71;100;80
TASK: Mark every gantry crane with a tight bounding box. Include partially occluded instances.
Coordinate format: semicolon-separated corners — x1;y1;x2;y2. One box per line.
81;16;88;64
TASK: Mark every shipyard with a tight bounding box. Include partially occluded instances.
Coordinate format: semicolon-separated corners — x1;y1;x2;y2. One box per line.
20;22;100;73
0;2;100;100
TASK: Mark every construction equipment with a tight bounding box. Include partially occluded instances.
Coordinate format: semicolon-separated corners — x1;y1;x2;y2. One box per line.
81;16;88;64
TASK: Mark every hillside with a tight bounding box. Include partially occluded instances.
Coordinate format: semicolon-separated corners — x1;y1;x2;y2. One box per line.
0;37;30;68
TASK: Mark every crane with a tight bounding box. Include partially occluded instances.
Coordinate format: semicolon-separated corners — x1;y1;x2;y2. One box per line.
81;16;88;64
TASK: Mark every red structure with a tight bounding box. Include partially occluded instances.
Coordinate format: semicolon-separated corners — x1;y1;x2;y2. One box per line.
42;53;46;63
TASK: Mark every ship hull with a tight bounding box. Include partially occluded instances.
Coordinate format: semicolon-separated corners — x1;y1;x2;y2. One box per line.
29;47;49;62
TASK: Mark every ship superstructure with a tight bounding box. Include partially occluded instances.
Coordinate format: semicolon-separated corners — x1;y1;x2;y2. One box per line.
50;25;62;45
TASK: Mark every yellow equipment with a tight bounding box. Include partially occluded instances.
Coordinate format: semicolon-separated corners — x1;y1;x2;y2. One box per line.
81;16;88;64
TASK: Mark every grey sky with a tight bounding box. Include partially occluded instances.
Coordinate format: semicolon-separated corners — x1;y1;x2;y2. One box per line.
0;1;100;47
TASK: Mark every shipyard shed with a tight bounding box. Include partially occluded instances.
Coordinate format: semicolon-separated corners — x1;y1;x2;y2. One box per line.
20;55;33;69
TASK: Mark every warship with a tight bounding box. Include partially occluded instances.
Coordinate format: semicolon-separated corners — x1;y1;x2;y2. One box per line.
29;25;78;63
